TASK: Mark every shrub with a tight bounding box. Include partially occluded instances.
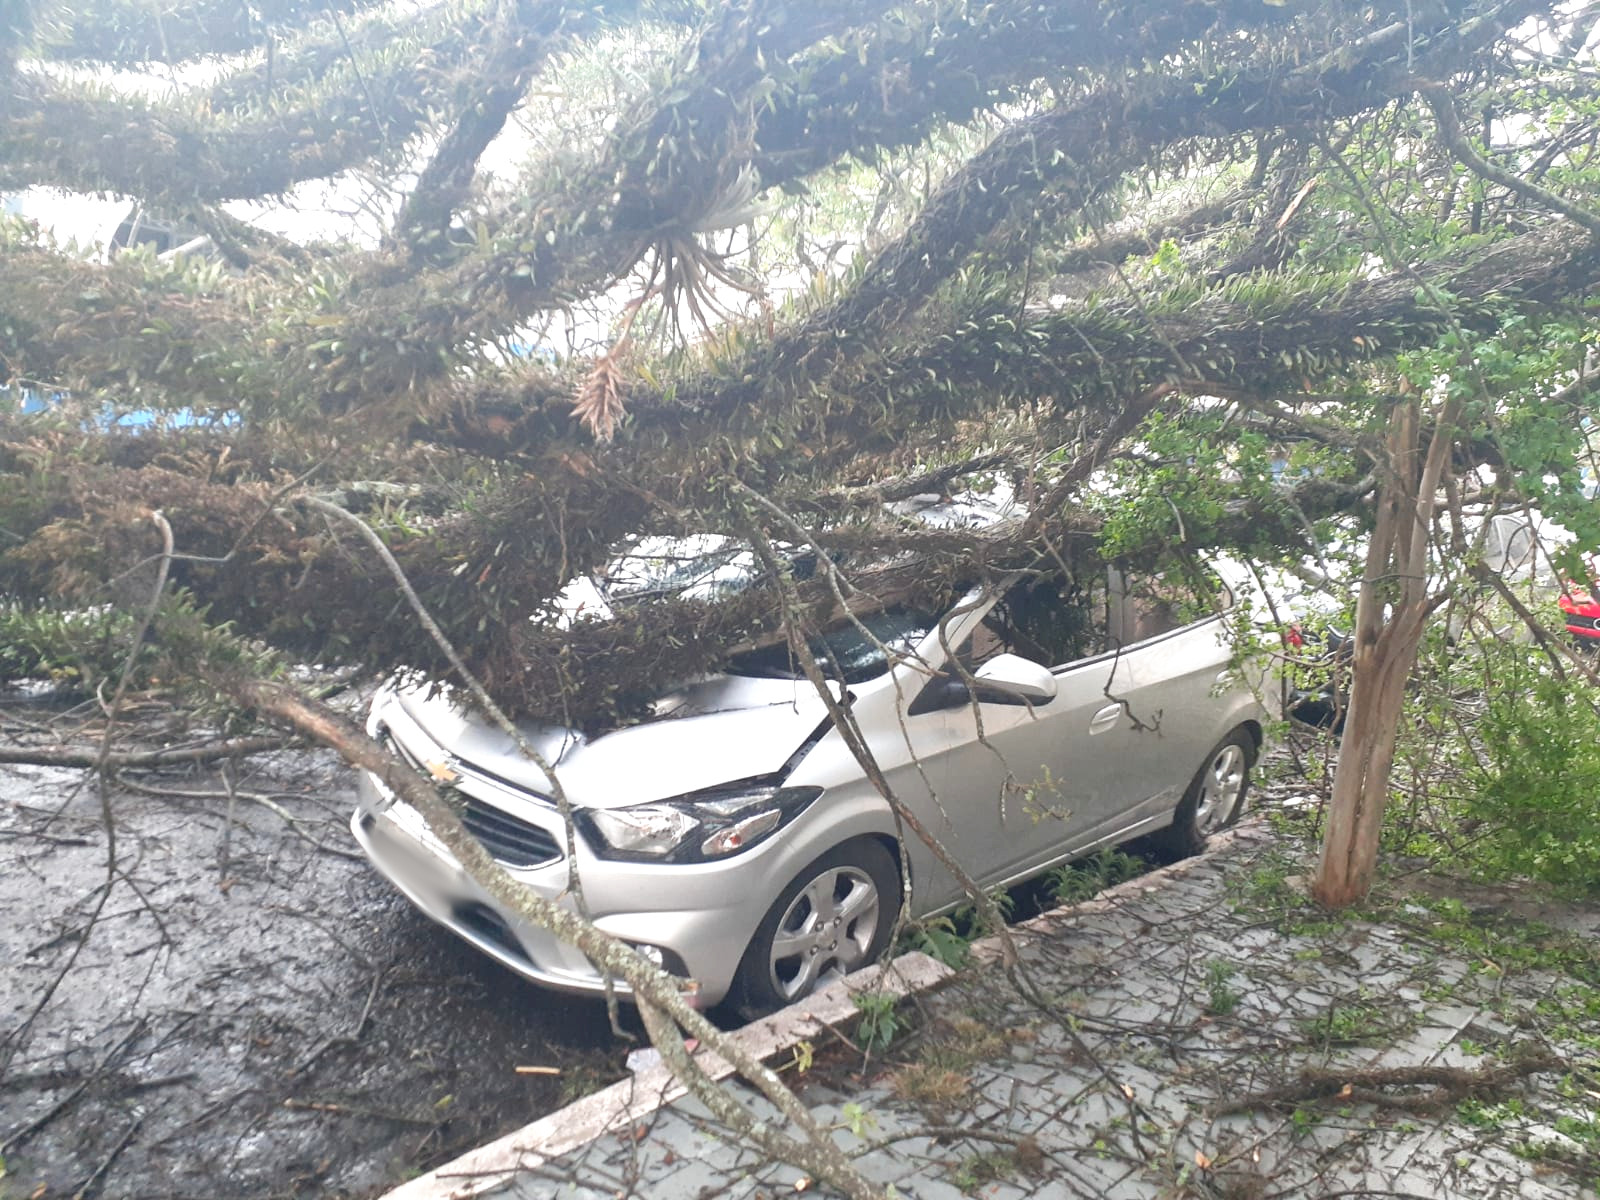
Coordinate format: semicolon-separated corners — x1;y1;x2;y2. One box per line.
1463;655;1600;894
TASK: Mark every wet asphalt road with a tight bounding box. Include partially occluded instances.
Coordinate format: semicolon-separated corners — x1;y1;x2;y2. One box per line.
0;745;626;1199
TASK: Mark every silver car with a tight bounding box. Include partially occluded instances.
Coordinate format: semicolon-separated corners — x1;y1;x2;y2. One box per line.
351;544;1270;1013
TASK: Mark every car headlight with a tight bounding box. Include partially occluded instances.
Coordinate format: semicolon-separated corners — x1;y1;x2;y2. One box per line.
578;783;822;863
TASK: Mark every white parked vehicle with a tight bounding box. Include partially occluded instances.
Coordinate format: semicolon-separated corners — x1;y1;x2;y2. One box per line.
352;513;1272;1013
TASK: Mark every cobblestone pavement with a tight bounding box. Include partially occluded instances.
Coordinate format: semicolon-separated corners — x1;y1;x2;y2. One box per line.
389;821;1600;1200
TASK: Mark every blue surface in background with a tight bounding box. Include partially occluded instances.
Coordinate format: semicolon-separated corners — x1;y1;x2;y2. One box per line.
3;384;236;429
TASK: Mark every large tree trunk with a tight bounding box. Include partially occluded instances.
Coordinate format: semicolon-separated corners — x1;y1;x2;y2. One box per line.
1311;395;1457;907
1312;604;1429;906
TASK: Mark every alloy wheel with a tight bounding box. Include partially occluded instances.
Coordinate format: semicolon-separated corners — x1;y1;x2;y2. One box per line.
767;864;881;1002
1194;742;1247;833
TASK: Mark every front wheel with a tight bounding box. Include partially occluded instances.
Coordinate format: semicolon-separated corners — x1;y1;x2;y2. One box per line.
1150;728;1255;860
729;839;900;1016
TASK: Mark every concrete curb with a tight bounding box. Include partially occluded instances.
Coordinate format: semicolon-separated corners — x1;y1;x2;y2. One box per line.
380;952;954;1200
971;819;1270;958
379;819;1271;1200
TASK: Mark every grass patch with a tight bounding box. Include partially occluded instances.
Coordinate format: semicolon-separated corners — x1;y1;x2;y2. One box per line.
1397;895;1600;987
1048;848;1147;905
1205;960;1242;1016
1300;998;1414;1047
952;1148;1024;1192
890;1016;1030;1111
917;1017;1014;1068
1227;853;1347;937
889;1062;970;1107
1457;1096;1528;1129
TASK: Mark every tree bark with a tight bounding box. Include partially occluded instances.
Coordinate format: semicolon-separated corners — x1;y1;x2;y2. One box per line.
1312;393;1458;907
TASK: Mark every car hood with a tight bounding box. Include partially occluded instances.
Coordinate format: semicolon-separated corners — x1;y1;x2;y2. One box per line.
391;674;835;809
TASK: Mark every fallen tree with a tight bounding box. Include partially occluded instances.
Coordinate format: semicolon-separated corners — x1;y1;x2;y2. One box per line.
6;0;1600;1192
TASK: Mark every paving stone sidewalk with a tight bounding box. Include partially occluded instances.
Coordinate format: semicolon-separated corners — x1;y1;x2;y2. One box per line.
388;822;1600;1200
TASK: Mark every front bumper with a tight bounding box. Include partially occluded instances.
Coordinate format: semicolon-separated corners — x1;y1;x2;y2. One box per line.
351;791;621;998
350;772;781;1008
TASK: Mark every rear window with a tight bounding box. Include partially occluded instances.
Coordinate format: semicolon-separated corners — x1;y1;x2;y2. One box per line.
1114;563;1232;644
966;574;1113;668
965;560;1234;669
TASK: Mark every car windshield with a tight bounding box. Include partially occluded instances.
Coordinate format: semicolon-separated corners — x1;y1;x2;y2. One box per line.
601;535;758;602
727;608;934;684
599;536;827;603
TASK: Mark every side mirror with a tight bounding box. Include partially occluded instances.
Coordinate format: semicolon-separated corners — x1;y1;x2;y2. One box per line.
907;653;1058;716
972;653;1058;705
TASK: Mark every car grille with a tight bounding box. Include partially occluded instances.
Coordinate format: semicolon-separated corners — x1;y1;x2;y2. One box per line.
380;730;563;869
456;795;562;868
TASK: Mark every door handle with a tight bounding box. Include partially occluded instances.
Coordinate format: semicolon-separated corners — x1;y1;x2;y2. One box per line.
1089;703;1122;735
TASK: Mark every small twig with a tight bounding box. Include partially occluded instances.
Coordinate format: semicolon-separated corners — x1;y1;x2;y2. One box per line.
0;1020;146;1154
636;999;884;1200
295;495;620;1026
114;775;363;861
354;966;385;1039
736;510;1021;968
282;1098;436;1126
1418;81;1600;238
0;513;173;1074
217;759;238;883
295;497;581;891
0;829;92;847
119;1072;197;1093
24;905;150;958
1472;563;1600;689
905;1124;1050;1162
327;5;389;151
94;509;175;777
71;1116;142;1200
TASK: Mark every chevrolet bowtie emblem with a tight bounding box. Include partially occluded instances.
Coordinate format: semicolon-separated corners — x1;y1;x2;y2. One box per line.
422;758;460;785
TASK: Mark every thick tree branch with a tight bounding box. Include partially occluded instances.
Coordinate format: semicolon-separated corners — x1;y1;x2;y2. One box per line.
3;59;425;203
0;0;1540;426
0;735;293;769
37;0;376;64
389;1;574;257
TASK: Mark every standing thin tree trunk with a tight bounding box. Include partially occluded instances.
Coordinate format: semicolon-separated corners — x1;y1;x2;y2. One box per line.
1311;394;1459;908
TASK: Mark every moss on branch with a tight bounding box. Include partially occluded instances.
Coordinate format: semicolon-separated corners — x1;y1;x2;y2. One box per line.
34;0;379;65
4;10;508;203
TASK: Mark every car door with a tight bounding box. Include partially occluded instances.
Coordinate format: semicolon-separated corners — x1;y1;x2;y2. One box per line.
908;566;1238;905
932;571;1161;888
1093;565;1245;830
885;574;1108;904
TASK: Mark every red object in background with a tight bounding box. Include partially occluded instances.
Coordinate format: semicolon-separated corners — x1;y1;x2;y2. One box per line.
1559;577;1600;641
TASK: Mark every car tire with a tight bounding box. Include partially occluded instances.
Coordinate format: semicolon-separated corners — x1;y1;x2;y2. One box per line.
1150;727;1255;861
728;839;900;1017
